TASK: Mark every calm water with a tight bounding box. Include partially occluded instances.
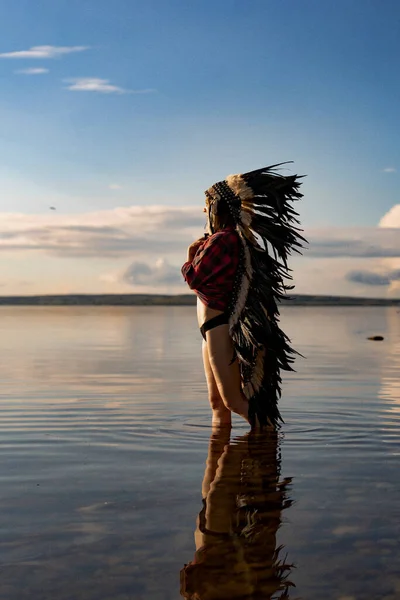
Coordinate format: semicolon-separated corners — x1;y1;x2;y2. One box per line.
0;306;399;600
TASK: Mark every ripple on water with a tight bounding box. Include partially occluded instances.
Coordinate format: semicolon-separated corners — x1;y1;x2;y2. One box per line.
0;306;399;600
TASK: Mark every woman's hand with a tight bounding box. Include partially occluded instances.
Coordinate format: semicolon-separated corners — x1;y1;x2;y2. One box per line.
187;236;207;262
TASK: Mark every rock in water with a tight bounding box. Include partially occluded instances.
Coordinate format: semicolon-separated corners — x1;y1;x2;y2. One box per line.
367;335;384;341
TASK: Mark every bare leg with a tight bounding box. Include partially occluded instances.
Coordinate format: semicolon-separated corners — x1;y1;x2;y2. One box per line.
205;324;250;424
202;340;232;428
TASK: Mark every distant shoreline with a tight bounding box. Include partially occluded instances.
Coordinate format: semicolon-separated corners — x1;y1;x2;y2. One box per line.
0;294;399;306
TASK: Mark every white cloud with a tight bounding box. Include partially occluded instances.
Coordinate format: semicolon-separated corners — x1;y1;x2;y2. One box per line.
0;206;204;257
307;227;400;258
379;204;400;228
64;78;155;95
305;203;400;259
108;184;123;190
1;204;400;263
99;272;119;284
0;45;89;59
65;78;125;94
382;167;397;173
15;67;49;75
291;255;400;298
122;258;183;286
1;202;400;297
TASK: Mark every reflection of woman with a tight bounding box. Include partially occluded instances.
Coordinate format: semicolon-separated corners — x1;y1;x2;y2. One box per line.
180;430;295;600
181;165;305;429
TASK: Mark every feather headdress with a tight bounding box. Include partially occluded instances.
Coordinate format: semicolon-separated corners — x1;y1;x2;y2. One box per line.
205;162;306;428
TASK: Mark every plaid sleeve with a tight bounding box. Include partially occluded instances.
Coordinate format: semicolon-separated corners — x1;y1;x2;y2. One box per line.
181;231;239;290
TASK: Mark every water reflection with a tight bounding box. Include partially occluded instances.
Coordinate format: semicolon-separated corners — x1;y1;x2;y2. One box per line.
2;306;399;599
181;430;295;600
379;307;400;416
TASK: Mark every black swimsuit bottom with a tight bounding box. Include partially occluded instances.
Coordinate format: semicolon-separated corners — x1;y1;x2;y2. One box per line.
200;312;229;341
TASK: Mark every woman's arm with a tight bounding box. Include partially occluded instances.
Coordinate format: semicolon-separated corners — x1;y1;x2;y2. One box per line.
186;236;208;262
182;230;239;291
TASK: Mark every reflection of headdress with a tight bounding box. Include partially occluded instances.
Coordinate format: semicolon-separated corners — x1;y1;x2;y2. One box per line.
206;163;306;428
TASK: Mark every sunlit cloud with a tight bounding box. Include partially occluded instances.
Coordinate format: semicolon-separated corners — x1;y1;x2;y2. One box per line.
1;202;400;297
15;67;49;75
108;184;123;190
379;204;400;228
382;167;397;173
0;206;203;257
1;205;400;262
0;45;89;59
64;78;155;95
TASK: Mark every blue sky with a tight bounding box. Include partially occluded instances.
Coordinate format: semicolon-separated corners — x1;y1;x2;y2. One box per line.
0;0;400;296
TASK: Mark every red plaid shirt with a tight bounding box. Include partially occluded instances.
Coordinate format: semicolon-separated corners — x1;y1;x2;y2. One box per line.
181;227;240;311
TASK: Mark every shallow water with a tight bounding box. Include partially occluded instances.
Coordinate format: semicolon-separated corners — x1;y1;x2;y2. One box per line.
0;306;399;600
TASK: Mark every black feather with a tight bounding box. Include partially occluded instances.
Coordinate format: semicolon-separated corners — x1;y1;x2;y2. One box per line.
223;163;307;429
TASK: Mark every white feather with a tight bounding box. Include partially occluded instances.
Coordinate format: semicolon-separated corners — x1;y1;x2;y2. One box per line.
242;381;254;400
229;231;253;330
251;347;265;393
226;174;253;200
240;209;252;227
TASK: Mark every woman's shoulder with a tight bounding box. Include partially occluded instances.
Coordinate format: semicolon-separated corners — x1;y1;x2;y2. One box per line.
209;228;239;245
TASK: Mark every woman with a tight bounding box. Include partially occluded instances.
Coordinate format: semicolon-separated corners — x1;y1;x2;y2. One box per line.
182;163;305;429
